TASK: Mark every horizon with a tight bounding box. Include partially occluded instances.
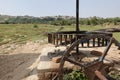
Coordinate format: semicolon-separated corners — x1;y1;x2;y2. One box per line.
1;14;120;18
0;0;120;18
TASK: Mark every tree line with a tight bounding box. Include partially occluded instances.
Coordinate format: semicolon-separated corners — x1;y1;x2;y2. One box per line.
0;15;120;26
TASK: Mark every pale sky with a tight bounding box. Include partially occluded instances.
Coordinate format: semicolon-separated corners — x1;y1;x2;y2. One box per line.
0;0;120;18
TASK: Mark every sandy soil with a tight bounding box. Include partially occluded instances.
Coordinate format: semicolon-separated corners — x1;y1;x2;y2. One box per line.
0;41;119;80
0;41;51;80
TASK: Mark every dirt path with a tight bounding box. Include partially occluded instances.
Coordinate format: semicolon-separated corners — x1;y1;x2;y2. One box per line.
0;41;51;80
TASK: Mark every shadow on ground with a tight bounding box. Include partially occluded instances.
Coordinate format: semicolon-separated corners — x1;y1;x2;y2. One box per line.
0;53;39;80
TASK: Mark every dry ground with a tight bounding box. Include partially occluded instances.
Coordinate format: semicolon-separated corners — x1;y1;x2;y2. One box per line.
0;42;119;80
0;42;51;80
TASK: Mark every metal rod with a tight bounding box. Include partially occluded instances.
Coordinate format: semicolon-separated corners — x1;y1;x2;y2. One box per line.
76;0;80;53
76;0;79;31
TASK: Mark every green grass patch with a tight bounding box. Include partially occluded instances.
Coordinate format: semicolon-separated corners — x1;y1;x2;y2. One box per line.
113;32;120;41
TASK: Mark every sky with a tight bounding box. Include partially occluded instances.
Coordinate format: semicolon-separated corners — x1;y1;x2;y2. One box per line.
0;0;120;18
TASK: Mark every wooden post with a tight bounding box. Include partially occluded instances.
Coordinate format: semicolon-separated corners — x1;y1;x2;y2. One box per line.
64;35;67;46
93;38;95;47
56;34;58;46
53;34;56;45
69;35;73;44
48;33;52;43
87;40;90;47
98;38;100;47
102;38;105;46
60;34;62;45
105;39;108;46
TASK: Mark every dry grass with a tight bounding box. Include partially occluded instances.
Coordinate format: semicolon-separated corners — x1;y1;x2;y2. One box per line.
0;24;119;45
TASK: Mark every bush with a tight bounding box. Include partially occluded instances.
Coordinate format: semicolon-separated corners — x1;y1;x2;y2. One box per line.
63;70;88;80
109;70;120;80
33;24;38;28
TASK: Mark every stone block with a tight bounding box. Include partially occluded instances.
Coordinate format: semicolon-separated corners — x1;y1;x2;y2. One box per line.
52;56;62;63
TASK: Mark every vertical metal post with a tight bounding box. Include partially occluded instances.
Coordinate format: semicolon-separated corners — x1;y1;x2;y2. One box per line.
76;0;79;53
76;0;79;31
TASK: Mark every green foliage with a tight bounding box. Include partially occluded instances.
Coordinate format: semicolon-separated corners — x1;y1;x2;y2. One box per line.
80;16;120;26
113;33;120;41
51;19;73;26
109;70;120;80
33;24;38;28
63;70;88;80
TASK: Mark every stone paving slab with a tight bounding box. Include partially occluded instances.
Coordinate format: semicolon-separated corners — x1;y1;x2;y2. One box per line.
37;46;74;73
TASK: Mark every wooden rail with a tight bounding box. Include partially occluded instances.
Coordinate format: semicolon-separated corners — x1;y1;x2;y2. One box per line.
48;31;112;47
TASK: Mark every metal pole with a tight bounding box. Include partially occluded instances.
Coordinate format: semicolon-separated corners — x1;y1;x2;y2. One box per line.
76;0;79;31
76;0;79;53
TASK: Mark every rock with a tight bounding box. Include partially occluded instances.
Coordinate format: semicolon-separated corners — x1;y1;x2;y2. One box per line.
52;56;62;63
38;72;57;80
45;72;52;80
37;72;45;80
90;50;102;56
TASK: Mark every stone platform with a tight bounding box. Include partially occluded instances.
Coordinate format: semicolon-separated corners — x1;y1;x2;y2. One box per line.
37;46;75;80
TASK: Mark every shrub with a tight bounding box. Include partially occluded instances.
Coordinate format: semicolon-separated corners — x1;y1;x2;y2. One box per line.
33;24;38;28
63;70;88;80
